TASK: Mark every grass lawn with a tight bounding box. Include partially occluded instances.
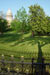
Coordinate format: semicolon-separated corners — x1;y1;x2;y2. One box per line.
0;31;50;61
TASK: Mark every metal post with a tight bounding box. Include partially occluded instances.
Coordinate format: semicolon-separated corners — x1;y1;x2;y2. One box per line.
32;58;34;75
10;55;15;75
42;57;45;75
21;56;24;74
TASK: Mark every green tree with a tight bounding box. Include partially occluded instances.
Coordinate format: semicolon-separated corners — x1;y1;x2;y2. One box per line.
15;7;28;33
0;18;7;34
46;16;50;35
29;4;46;36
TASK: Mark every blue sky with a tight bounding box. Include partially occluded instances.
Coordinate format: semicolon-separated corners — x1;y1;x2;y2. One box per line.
0;0;50;17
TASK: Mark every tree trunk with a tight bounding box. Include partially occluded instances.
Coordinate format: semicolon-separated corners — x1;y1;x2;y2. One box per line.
32;31;34;37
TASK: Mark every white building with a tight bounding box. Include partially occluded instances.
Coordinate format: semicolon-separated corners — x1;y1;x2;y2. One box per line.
6;9;13;26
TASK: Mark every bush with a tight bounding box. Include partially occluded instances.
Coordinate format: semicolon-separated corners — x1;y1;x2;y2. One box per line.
0;18;7;34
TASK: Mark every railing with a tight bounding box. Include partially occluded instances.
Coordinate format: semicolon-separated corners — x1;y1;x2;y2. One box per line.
0;54;50;75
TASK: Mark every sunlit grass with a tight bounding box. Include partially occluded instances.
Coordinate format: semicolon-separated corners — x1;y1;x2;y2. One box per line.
0;31;50;59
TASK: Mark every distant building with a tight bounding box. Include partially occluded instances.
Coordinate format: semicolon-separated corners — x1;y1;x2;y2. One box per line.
0;9;13;26
6;9;13;26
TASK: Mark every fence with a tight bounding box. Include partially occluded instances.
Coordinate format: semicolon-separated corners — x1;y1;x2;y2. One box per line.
0;54;50;75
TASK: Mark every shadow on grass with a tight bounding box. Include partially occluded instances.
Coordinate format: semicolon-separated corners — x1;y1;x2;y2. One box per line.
0;33;50;52
34;41;50;75
13;35;50;46
0;32;50;47
0;33;23;43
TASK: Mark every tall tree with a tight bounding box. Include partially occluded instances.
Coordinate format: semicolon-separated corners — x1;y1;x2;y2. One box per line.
15;7;28;33
29;4;46;36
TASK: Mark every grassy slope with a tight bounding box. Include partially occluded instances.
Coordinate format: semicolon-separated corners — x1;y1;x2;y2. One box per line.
0;31;50;59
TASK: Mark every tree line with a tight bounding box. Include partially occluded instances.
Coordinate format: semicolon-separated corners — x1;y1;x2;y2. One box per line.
0;4;50;36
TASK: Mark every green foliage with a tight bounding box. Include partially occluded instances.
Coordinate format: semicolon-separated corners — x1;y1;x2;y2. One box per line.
15;7;29;33
29;4;47;35
11;5;50;35
15;7;28;22
0;18;7;34
11;20;22;32
46;16;50;33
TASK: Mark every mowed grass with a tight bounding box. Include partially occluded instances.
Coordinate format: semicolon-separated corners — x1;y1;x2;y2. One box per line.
0;31;50;60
